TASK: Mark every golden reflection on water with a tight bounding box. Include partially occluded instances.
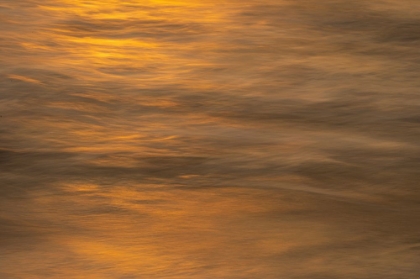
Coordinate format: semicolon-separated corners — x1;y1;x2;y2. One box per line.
1;0;420;278
1;184;334;278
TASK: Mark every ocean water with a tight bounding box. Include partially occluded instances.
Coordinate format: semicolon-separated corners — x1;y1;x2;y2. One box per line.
1;0;420;278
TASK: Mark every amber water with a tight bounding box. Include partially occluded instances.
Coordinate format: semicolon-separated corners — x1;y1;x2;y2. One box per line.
1;1;420;278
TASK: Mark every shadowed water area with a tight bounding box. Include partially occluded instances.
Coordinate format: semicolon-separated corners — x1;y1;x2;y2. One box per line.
1;0;420;278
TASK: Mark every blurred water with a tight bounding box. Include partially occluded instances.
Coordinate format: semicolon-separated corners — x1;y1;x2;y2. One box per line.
1;0;420;278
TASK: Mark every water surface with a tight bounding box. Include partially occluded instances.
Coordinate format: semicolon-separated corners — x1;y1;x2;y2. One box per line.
1;0;420;278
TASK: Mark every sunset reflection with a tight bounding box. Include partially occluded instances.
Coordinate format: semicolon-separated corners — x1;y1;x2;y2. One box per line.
1;0;420;278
